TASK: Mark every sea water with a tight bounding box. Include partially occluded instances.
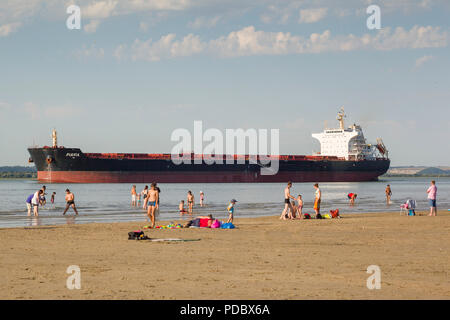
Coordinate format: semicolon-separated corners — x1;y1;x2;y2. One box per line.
0;177;448;228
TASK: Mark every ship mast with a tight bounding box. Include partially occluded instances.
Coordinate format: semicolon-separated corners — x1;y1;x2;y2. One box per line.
337;107;346;130
52;129;58;148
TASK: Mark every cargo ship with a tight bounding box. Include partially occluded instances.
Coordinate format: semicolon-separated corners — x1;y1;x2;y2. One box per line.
28;109;390;183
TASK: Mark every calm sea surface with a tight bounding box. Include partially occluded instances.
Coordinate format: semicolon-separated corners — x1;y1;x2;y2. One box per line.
0;177;448;228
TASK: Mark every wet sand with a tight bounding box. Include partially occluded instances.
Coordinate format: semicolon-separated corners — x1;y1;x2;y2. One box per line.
0;210;449;299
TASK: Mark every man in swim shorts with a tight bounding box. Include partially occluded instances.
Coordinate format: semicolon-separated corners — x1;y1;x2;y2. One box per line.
280;181;296;220
145;183;159;228
63;189;78;215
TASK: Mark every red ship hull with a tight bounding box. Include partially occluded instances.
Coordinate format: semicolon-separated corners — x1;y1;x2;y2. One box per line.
37;170;385;183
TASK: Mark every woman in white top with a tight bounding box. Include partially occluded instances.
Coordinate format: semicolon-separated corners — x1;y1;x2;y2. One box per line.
31;190;43;217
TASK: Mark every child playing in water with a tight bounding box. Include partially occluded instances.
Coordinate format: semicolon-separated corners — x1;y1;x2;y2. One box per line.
199;191;205;207
227;199;237;223
296;195;303;219
51;192;56;204
179;200;188;215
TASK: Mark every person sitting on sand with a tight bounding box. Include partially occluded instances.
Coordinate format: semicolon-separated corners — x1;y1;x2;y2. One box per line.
296;195;303;219
184;214;214;228
348;193;357;205
179;200;188;215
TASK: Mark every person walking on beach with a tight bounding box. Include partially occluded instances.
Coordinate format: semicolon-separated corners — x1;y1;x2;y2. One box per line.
313;183;322;218
63;189;78;215
280;181;296;220
187;191;194;213
145;183;159;228
31;189;42;216
131;185;137;207
385;185;392;204
141;185;149;209
227;199;237;223
199;191;205;207
426;180;437;216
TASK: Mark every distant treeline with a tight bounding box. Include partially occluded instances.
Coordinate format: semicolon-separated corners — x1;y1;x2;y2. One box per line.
385;167;450;177
0;166;37;179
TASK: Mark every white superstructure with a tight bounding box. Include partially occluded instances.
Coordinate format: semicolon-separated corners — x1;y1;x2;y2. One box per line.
312;108;388;160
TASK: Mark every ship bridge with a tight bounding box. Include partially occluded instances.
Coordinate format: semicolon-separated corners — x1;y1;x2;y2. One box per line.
312;108;387;161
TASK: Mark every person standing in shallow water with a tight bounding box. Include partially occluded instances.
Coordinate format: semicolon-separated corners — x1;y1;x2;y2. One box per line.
280;181;296;220
385;185;392;204
426;180;437;216
187;191;194;213
63;189;78;215
131;185;137;207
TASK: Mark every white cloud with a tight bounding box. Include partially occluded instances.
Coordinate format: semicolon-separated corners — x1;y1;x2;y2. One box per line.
114;25;448;61
188;16;221;29
84;20;101;33
74;44;105;59
0;22;22;37
415;55;433;67
298;8;328;23
82;0;118;19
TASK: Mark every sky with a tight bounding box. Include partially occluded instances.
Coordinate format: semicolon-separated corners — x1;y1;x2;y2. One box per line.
0;0;449;166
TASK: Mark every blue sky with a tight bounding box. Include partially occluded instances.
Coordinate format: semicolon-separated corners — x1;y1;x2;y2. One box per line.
0;0;449;166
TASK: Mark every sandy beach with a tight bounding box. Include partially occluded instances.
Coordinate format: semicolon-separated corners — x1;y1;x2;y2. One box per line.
1;210;449;300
